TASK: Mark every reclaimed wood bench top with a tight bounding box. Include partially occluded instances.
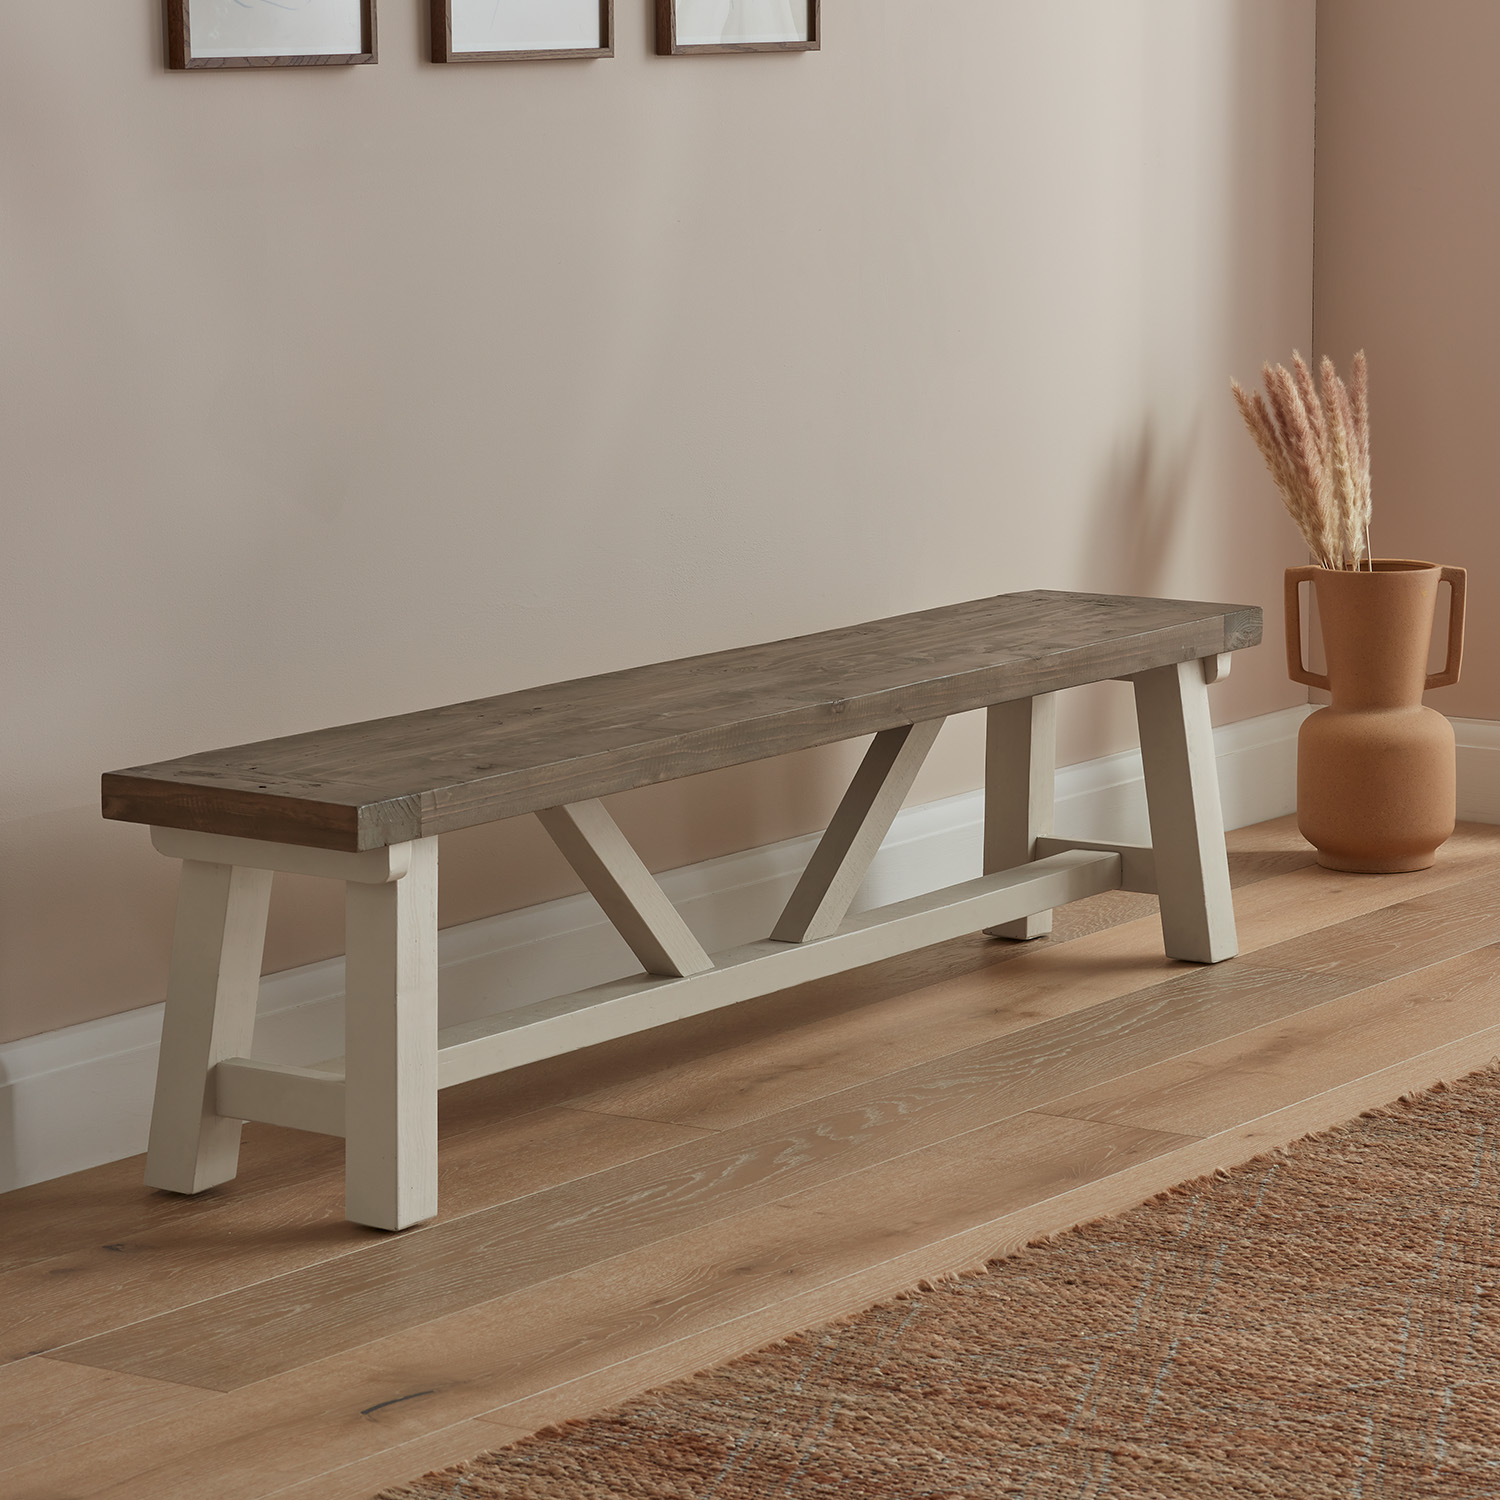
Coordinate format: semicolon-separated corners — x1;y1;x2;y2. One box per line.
102;591;1261;851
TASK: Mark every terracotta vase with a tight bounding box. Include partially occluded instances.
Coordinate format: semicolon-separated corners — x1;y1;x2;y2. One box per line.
1285;559;1467;872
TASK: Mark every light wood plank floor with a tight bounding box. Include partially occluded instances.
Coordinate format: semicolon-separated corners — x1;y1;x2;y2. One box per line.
6;817;1500;1499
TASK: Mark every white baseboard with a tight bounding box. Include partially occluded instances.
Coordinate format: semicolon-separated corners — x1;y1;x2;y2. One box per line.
1454;718;1500;823
0;704;1318;1194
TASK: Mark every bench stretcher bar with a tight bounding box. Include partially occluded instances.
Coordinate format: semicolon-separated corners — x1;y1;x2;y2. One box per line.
209;848;1122;1135
216;1058;346;1138
1033;837;1157;894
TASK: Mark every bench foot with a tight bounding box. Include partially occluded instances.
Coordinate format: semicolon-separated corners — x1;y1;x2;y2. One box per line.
145;860;272;1196
983;694;1058;941
1133;658;1238;963
344;835;439;1231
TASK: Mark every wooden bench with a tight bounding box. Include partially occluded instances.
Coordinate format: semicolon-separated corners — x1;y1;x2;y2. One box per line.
102;590;1262;1230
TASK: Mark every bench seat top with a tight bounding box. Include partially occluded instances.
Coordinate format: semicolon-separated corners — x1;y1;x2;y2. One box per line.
102;590;1261;852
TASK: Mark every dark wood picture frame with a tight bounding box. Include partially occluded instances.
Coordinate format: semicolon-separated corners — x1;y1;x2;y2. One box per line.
432;0;613;62
655;0;818;55
166;0;377;69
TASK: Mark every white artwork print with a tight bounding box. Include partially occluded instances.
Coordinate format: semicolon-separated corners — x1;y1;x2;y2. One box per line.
674;0;807;46
451;0;602;53
187;0;365;58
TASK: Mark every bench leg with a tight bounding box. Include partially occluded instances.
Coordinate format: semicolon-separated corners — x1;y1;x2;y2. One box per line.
1133;659;1237;963
344;836;439;1231
145;860;273;1195
984;694;1058;940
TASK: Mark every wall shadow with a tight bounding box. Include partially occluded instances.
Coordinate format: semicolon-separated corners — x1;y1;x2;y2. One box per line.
1081;423;1200;600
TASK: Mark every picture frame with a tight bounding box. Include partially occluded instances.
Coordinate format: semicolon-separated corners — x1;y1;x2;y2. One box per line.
166;0;376;70
432;0;613;62
655;0;818;56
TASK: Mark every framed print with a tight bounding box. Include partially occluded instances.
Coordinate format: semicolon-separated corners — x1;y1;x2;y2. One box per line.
432;0;613;62
656;0;818;55
166;0;376;70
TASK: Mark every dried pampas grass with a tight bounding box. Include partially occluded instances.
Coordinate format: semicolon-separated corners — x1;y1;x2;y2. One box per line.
1232;351;1371;571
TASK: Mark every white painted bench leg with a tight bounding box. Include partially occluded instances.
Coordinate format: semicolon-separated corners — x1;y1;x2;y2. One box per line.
1132;658;1237;963
343;835;439;1231
984;694;1058;940
145;860;273;1195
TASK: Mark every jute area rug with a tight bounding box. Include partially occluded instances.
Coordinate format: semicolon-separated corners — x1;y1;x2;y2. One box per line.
386;1067;1500;1499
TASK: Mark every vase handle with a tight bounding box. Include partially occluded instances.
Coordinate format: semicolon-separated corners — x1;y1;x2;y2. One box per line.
1284;566;1330;690
1426;566;1467;690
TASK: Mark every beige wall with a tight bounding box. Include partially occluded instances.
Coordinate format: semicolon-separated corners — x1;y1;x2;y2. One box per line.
1315;1;1493;713
0;2;1313;1046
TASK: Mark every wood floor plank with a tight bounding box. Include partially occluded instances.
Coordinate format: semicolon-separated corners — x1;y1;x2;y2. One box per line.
0;825;1447;1271
1;1377;360;1500
0;890;1149;1277
1230;836;1500;955
0;1055;685;1275
569;844;1500;1134
0;1358;211;1476
1240;873;1500;982
1037;942;1500;1136
76;862;1500;1396
323;1111;1190;1432
45;980;1496;1500
0;1081;550;1276
1;1112;1182;1500
0;1129;345;1277
569;910;1178;1132
9;820;1500;1500
0;1107;706;1366
52;959;1352;1391
8;1043;1403;1500
259;1420;528;1500
1223;814;1319;884
539;887;1162;1134
476;1017;1500;1446
564;893;1236;1134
